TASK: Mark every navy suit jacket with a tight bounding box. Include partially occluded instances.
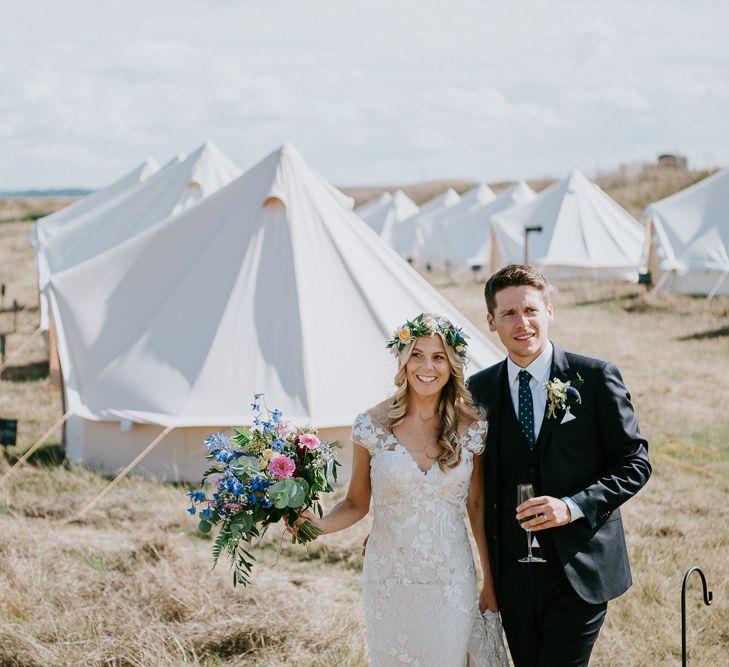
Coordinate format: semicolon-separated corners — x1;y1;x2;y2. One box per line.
468;344;652;604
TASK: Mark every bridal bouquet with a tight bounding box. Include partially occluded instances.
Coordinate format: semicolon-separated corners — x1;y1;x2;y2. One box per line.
186;394;340;586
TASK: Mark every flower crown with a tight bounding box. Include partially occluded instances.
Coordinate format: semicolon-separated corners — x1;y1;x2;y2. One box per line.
386;313;469;359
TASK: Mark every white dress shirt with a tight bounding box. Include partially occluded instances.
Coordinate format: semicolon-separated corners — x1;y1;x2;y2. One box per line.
506;341;584;522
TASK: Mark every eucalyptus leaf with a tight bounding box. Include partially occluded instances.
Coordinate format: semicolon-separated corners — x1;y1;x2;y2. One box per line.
269;478;296;509
287;478;309;508
198;519;212;534
230;456;260;477
230;513;254;534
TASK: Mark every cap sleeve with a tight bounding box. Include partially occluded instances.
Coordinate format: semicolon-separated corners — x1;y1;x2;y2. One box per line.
461;418;488;455
351;412;381;455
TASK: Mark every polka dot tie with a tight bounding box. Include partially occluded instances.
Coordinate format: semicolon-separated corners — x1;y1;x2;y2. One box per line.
518;369;536;449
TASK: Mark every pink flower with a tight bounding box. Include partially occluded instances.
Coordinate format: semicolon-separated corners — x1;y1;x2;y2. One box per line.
276;422;290;438
223;503;243;511
298;433;320;450
268;454;296;479
205;472;224;486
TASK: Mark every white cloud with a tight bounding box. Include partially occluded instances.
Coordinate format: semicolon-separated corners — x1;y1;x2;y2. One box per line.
0;0;728;188
560;86;651;112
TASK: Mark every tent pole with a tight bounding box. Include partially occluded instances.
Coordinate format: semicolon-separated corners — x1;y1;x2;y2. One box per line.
707;270;729;301
74;425;173;518
0;410;70;486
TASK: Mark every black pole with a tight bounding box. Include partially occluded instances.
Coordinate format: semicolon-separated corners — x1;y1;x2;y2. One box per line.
681;566;713;666
524;225;543;265
12;299;18;333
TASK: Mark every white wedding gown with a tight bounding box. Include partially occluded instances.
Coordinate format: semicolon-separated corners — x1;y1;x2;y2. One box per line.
353;409;507;666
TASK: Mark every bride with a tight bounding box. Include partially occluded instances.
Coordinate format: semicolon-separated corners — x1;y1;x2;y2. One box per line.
294;313;508;666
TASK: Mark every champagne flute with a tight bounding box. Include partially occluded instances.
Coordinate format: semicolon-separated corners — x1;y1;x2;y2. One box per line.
517;483;546;563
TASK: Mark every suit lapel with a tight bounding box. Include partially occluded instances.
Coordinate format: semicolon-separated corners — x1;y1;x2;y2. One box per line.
480;360;507;497
535;343;570;449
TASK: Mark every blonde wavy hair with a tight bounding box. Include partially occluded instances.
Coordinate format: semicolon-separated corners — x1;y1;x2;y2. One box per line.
386;315;486;470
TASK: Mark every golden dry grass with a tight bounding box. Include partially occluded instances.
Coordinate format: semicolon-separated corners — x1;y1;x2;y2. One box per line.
1;189;728;665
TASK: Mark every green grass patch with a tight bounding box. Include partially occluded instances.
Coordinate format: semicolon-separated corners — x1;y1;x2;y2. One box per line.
66;547;114;571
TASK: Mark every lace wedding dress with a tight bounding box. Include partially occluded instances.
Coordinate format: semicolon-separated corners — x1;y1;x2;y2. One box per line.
352;405;508;666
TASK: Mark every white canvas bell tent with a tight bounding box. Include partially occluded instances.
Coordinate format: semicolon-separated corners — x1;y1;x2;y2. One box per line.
42;142;241;281
34;158;159;244
356;191;391;217
49;143;503;481
392;188;461;260
356;189;419;247
418;184;495;270
643;169;729;296
490;170;645;281
34;158;160;331
444;181;536;277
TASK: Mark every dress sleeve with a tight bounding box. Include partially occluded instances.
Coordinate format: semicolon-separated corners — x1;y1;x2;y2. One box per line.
351;412;380;455
461;418;488;455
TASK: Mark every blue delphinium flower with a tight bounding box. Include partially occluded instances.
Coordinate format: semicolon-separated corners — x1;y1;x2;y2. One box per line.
187;506;196;515
271;409;282;423
201;508;213;519
250;476;270;492
566;386;581;401
260;498;272;509
204;432;231;452
272;439;285;452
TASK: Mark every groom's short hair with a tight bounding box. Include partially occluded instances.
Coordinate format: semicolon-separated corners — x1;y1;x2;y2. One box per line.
484;264;550;314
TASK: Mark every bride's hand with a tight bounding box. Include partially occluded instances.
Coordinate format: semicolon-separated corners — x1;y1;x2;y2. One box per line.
285;509;319;536
479;586;498;613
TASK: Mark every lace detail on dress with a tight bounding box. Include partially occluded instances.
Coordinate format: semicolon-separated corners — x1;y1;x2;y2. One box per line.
352;411;397;455
460;418;488;455
357;409;499;666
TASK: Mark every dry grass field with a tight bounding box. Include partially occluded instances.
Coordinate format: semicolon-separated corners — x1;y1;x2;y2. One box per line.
0;187;728;666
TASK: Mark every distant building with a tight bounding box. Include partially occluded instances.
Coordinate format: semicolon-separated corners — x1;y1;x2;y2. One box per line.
657;153;688;170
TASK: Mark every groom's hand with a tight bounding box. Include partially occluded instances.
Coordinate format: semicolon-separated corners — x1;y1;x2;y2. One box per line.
516;496;572;531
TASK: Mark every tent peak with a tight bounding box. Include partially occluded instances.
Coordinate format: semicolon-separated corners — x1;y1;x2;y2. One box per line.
276;142;304;160
189;140;226;160
566;169;590;189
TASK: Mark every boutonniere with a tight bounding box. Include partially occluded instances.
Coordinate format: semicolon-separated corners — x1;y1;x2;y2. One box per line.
544;373;584;419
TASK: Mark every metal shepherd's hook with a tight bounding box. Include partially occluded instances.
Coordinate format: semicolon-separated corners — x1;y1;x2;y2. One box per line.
681;566;713;666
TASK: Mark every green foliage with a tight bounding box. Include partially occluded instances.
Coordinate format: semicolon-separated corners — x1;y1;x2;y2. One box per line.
230;456;260;477
231;427;251;447
211;529;230;570
268;478;297;509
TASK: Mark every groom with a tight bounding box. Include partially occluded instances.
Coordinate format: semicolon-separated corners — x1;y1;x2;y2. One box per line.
468;264;651;667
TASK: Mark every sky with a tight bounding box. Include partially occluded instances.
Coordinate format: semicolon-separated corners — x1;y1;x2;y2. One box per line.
1;0;727;189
